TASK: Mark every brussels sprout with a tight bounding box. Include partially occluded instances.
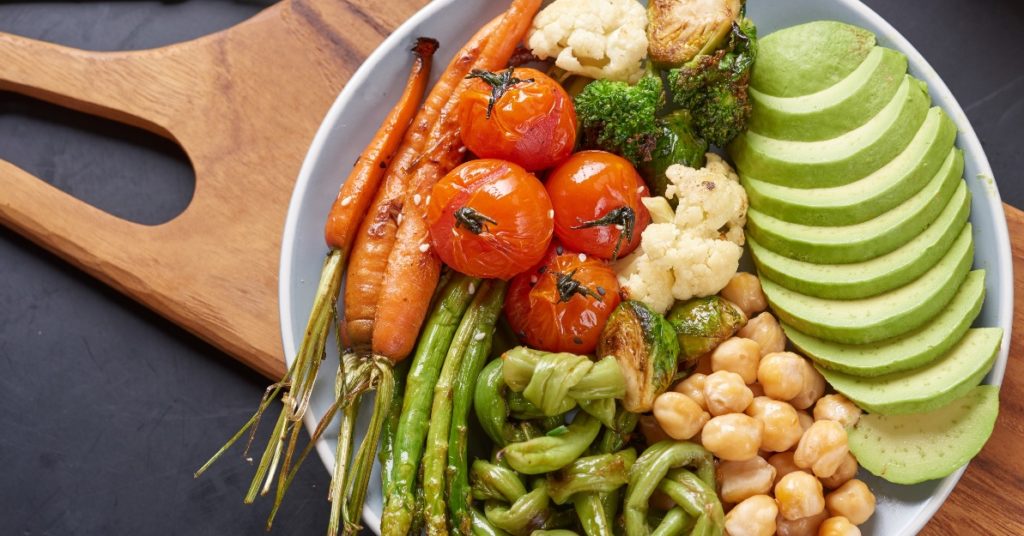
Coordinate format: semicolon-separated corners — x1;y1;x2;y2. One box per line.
638;110;709;198
667;296;747;370
597;300;682;413
647;0;743;67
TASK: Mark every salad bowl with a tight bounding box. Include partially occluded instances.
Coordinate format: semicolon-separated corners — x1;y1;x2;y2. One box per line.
279;0;1013;533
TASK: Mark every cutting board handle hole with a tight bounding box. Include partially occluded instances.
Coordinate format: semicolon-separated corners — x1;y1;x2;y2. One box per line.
0;91;194;226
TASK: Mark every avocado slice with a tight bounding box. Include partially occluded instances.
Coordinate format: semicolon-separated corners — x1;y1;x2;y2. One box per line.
749;46;908;141
747;150;965;264
743;107;957;226
760;238;975;345
749;198;970;300
751;21;876;97
848;385;999;484
729;76;930;188
819;327;1001;415
786;270;986;376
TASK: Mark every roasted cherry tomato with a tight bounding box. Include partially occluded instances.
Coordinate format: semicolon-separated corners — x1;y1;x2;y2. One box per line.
458;67;577;171
546;151;652;260
504;245;621;353
427;159;553;279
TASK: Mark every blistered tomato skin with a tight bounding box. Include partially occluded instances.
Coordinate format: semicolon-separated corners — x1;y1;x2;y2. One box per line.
427;159;553;280
504;246;621;353
546;151;652;260
458;67;577;171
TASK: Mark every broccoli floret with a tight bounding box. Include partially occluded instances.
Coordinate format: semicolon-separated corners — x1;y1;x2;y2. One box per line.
574;74;665;165
668;18;757;147
575;73;708;196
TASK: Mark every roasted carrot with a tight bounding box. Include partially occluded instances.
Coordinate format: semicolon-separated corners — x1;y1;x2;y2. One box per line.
371;0;543;362
195;38;436;534
344;18;500;348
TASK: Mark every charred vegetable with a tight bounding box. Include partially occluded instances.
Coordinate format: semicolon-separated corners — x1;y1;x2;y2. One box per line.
597;300;682;413
574;73;707;196
667;296;746;370
667;16;758;146
647;0;743;66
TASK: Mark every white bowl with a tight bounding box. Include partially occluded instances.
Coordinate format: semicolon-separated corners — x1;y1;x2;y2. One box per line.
279;0;1014;533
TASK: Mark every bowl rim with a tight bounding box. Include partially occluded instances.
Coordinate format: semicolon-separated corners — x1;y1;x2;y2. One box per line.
278;0;1014;534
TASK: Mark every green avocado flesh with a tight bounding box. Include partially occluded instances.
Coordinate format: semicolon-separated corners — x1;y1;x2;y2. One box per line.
785;270;986;377
819;327;1001;415
749;199;970;300
747;151;965;264
760;234;974;345
729;76;930;188
849;385;999;484
742;108;957;226
751;21;876;97
749;46;908;141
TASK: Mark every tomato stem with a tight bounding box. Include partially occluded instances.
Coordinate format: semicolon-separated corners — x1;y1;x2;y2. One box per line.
454;206;498;234
554;268;602;303
572;206;636;261
465;67;534;119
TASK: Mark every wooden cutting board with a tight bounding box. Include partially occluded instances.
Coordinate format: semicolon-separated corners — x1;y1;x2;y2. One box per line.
0;0;1019;532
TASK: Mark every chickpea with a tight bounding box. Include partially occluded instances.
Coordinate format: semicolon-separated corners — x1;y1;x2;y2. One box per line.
746;396;804;452
818;516;860;536
720;273;768;317
767;451;808;486
702;414;764;461
724;494;777;536
638;414;671;445
813;394;862;428
790;359;827;410
775;471;825;521
718;456;776;503
653;392;709;440
821;453;858;490
776;510;829;536
794;420;849;478
757;352;805;401
673;373;708;411
705;370;755;416
712;337;762;384
797;410;815;433
825;479;875;525
738;312;786;356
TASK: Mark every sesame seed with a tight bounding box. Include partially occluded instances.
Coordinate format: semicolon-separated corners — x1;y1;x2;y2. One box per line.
397;213;404;225
615;224;624;230
547;209;554;219
413;194;422;205
425;195;432;206
529;275;538;284
473;332;486;341
458;146;467;153
419;243;430;252
340;196;352;207
468;282;476;295
578;253;587;262
452;228;459;236
636;186;644;194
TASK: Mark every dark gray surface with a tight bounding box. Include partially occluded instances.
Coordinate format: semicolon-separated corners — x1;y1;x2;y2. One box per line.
0;1;1021;535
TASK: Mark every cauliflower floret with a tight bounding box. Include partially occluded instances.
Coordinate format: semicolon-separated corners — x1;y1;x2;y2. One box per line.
615;154;748;313
527;0;648;83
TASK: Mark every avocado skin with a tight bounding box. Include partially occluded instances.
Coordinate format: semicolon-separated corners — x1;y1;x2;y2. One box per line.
747;151;965;265
760;238;975;345
751;21;876;98
729;76;930;188
742;107;957;227
748;194;971;300
848;385;999;485
785;270;987;377
749;47;909;141
819;327;1001;415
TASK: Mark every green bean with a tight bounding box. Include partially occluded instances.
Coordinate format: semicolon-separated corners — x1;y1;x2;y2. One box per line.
422;281;506;535
483;486;551;536
574;407;639;536
475;360;546;447
532;531;580;536
501;412;601;475
623;441;721;536
501;348;626;417
546;449;636;504
471;508;511;536
381;274;481;536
